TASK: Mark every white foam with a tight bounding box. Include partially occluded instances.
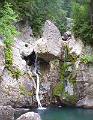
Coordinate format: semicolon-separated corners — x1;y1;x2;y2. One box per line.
37;107;46;110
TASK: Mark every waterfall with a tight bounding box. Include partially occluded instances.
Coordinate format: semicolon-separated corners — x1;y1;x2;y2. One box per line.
65;80;73;95
35;73;42;108
34;53;42;109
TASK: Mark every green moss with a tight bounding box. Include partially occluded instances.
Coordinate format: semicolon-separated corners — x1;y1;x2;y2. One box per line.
11;68;22;79
60;62;72;80
67;73;77;86
19;85;26;95
57;45;78;99
63;92;78;105
5;47;13;69
60;45;78;83
27;92;33;96
53;82;64;97
7;66;22;79
63;45;79;63
80;55;93;64
19;84;33;96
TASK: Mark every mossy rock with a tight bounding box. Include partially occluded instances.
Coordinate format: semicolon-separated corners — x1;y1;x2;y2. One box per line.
19;84;33;96
63;92;78;105
7;66;22;79
53;82;64;97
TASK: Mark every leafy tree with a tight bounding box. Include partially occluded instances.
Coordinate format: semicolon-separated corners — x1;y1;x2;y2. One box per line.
59;0;72;17
72;1;93;45
6;0;67;36
0;2;18;69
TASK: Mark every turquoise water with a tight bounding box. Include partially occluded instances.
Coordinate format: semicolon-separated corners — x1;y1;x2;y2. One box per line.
36;107;93;120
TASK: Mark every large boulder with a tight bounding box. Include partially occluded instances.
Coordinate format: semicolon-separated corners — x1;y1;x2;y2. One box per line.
34;20;63;61
16;112;41;120
0;105;14;120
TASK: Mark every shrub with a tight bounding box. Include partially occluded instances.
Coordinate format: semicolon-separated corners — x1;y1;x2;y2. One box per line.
0;2;18;70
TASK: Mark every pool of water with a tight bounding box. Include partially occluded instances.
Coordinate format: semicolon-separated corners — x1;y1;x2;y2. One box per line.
15;107;93;120
36;107;93;120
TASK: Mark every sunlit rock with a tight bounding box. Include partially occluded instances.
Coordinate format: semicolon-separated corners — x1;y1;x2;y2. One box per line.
34;20;63;61
16;112;41;120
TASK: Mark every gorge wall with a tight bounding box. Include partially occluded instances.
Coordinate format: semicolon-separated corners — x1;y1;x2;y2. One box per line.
0;20;93;109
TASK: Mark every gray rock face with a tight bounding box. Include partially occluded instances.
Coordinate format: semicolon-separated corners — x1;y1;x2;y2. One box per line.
16;21;34;43
0;106;14;120
0;20;63;108
16;112;41;120
62;37;93;108
76;62;93;108
0;68;35;107
0;69;20;106
34;20;63;61
69;42;93;108
12;39;30;72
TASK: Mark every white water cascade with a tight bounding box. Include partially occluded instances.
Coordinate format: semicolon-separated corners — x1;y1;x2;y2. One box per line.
34;54;42;109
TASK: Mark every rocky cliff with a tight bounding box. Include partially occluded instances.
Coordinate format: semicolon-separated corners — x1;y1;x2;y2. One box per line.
0;20;93;109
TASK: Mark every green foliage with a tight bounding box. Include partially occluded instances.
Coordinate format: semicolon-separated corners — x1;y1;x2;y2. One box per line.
63;92;78;104
59;0;72;17
72;1;93;45
6;0;67;36
0;2;18;70
0;2;21;79
63;45;79;63
60;62;72;80
80;55;93;64
9;67;22;79
53;83;64;97
53;45;78;98
60;61;76;86
4;47;13;69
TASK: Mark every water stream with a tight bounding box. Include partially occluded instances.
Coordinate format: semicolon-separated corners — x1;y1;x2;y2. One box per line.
35;72;42;108
34;53;42;109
